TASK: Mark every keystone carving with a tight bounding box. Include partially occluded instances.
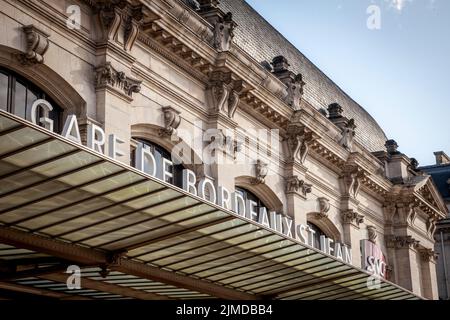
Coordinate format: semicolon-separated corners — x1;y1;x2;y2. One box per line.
18;25;50;65
212;12;235;52
341;209;364;227
367;225;377;243
271;56;305;110
159;106;181;137
252;159;268;185
315;197;330;219
95;62;142;98
285;176;312;197
385;235;420;249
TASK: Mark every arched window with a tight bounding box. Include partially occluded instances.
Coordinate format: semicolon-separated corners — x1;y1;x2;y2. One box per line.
130;138;184;187
307;222;328;250
235;186;270;213
0;67;63;131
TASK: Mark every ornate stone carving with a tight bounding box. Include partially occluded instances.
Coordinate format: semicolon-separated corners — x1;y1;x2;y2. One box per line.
271;56;305;110
212;12;235;52
94;0;125;42
339;118;356;151
315;197;330;219
367;225;377;243
18;25;50;65
94;1;144;51
252;159;268;185
208;71;245;119
159;106;181;137
426;215;438;237
285;176;312;197
341;162;365;198
385;235;420;249
418;248;438;263
95;62;142;98
341;209;364;227
385;139;400;155
123;4;144;51
284;113;316;164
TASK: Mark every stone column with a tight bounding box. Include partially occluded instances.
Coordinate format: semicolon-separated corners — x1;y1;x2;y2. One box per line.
341;209;364;267
385;235;421;294
419;248;439;300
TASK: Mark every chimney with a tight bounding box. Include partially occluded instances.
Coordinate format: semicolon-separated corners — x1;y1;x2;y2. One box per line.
434;151;450;165
383;140;412;183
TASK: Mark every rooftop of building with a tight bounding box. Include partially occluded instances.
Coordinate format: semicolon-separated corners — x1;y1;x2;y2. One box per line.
218;0;388;152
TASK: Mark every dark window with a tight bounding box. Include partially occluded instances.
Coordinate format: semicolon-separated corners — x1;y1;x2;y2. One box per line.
0;67;63;132
235;187;270;214
131;138;184;187
307;222;327;250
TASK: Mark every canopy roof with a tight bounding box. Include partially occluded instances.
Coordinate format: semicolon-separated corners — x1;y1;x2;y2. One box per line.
0;110;421;300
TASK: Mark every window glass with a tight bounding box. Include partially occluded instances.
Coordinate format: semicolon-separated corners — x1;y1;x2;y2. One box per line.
235;187;270;214
132;138;184;187
14;80;27;118
0;67;63;132
307;222;328;250
0;72;8;110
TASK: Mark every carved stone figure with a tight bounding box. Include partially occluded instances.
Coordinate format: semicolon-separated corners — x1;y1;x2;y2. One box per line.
285;121;314;165
271;56;305;110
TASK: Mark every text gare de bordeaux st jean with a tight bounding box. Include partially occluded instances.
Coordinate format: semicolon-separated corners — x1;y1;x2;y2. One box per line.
25;99;353;264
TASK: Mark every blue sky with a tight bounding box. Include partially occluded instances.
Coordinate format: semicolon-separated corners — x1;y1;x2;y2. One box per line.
246;0;450;166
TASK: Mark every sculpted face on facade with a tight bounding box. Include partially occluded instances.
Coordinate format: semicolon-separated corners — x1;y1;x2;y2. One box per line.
0;0;447;300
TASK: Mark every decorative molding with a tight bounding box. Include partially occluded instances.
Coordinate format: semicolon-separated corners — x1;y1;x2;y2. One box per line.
285;176;312;198
385;235;420;249
17;25;50;65
341;209;364;227
159;106;181;138
94;62;142;98
252;159;268;185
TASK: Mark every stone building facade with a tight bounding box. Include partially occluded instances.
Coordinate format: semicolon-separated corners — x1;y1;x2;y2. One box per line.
0;0;447;299
421;151;450;299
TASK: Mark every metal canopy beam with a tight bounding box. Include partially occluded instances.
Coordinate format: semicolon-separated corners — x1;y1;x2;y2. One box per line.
0;226;259;300
39;273;167;300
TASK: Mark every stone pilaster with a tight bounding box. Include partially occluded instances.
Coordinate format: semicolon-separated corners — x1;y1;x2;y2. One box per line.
418;248;439;300
341;209;364;267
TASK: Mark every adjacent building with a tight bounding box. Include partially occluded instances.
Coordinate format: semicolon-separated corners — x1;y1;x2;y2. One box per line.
421;151;450;299
0;0;447;299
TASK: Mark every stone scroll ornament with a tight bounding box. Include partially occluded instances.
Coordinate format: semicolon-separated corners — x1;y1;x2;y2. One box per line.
18;25;50;65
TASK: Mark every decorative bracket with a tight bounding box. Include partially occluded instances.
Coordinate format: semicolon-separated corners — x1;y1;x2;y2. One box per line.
95;62;142;99
18;25;50;65
159;106;181;138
